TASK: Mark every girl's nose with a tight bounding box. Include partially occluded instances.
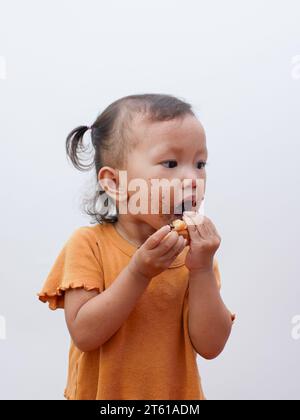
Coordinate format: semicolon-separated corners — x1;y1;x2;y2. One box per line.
181;170;205;197
181;170;199;189
183;177;197;189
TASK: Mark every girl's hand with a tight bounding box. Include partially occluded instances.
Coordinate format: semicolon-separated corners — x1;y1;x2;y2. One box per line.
182;212;221;272
129;225;187;280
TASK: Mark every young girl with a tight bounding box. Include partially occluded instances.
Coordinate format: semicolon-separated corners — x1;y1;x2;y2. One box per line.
37;93;235;400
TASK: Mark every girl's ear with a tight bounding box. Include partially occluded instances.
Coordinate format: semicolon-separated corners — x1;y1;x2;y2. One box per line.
98;167;127;203
98;166;117;198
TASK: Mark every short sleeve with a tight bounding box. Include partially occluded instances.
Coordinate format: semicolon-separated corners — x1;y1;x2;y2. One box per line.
213;258;236;323
37;227;104;310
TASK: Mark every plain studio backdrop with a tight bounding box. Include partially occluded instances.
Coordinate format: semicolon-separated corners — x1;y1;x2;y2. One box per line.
0;0;299;400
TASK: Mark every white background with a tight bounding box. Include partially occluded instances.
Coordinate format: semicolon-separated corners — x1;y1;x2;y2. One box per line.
0;0;299;400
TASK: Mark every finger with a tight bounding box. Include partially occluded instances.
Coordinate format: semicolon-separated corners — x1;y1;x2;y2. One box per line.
162;235;186;260
185;212;211;239
183;211;204;225
206;218;220;237
197;220;211;239
152;230;180;256
186;213;206;239
197;217;219;239
182;213;202;241
144;225;171;250
204;222;215;237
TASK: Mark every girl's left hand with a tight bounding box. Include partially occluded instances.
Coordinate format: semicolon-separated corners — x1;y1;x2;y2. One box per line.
182;212;221;272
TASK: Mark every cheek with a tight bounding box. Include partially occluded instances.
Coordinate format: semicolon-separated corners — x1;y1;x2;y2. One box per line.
126;163;177;212
127;158;154;181
146;178;177;214
125;160;152;193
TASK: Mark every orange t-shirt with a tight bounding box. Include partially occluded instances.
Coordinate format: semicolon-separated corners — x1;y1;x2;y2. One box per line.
37;222;233;400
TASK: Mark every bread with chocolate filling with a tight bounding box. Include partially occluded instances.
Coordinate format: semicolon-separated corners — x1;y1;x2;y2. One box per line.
170;219;190;245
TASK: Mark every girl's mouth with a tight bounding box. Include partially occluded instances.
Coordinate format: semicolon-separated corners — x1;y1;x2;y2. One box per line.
173;198;197;217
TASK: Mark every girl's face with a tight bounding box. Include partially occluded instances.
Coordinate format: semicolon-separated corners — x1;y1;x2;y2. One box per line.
123;114;208;229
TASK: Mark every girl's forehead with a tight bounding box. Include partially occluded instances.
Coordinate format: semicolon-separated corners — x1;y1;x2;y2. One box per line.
131;114;206;153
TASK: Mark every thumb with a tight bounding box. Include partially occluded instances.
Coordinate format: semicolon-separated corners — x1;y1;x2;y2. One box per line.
144;225;171;250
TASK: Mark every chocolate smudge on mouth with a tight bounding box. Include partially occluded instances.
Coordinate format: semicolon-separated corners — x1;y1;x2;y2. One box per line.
173;199;196;216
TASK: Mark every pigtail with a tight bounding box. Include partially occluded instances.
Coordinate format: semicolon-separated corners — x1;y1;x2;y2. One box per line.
65;125;94;171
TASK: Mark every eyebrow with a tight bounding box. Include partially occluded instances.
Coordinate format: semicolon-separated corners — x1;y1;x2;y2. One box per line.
153;144;207;156
155;145;182;154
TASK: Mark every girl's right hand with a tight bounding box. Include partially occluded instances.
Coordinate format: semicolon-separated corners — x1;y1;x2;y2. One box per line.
128;225;187;280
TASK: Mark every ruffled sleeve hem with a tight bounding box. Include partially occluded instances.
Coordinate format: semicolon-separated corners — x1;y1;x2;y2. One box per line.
37;281;101;311
37;226;105;311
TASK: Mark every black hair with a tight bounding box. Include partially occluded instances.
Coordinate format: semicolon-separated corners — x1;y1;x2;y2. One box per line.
65;93;195;224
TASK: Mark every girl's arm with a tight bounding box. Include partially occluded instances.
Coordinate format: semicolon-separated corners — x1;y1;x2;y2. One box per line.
188;269;233;359
182;213;233;359
65;225;186;352
64;264;150;352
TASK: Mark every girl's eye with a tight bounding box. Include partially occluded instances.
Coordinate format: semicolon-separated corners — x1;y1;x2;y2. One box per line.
161;160;178;168
160;160;207;169
197;161;207;169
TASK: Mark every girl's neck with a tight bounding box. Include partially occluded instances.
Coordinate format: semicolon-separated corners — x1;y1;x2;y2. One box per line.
114;215;156;248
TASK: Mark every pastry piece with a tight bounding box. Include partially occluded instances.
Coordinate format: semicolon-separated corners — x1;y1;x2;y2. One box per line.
170;219;190;245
